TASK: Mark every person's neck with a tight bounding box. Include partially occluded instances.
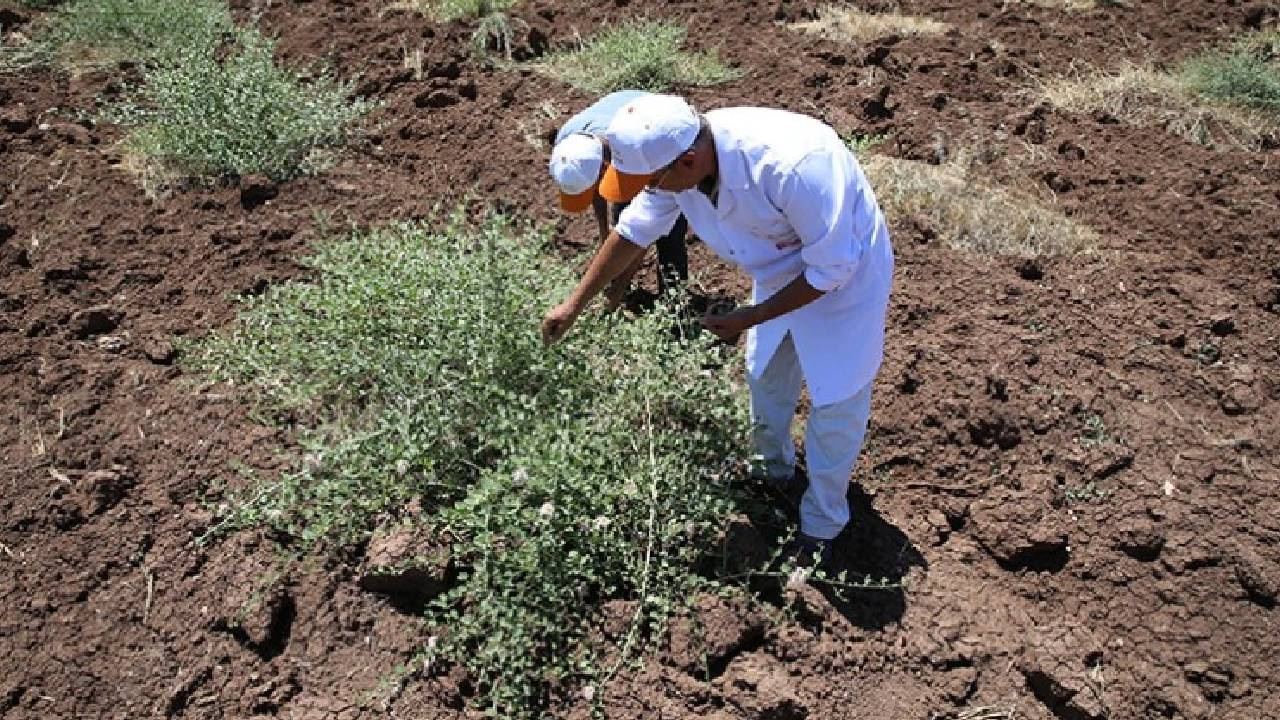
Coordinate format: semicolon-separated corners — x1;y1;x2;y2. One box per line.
697;135;719;199
697;173;718;198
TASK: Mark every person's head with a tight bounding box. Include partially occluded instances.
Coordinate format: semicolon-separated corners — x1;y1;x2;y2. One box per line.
599;94;713;202
548;133;611;213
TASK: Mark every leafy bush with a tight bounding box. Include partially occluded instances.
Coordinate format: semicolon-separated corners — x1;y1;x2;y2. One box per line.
532;19;741;94
1183;32;1280;115
8;0;232;69
102;28;376;188
187;211;755;716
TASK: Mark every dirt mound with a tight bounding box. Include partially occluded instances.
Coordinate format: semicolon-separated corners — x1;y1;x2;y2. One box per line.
3;0;1277;718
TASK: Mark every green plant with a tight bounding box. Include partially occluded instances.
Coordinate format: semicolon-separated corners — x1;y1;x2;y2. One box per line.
1037;38;1280;151
845;131;890;156
102;27;376;190
187;210;759;716
399;0;516;22
1183;32;1280;115
532;19;741;94
4;0;232;70
1064;481;1112;503
1078;411;1113;446
391;0;522;57
469;9;525;58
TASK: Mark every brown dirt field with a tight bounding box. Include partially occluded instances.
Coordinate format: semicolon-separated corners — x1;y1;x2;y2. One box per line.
2;1;1278;718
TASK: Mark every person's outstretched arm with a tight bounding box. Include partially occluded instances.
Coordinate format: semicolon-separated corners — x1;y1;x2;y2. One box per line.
541;229;645;345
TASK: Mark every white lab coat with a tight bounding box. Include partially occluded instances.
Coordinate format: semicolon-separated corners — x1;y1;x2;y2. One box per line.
615;107;894;407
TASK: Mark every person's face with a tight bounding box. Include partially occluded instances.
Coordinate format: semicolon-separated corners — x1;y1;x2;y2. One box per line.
647;148;700;194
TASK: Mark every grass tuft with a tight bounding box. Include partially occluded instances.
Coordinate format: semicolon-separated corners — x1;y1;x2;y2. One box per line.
1183;31;1280;115
859;150;1098;257
101;28;376;191
186;210;756;717
1016;0;1128;11
1038;34;1280;150
3;0;233;70
792;4;949;44
389;0;523;57
532;19;740;94
392;0;516;22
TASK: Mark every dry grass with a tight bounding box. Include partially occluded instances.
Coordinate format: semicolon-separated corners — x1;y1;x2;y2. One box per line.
792;5;949;44
862;152;1098;258
1037;62;1279;150
388;0;515;22
517;100;562;152
1014;0;1128;11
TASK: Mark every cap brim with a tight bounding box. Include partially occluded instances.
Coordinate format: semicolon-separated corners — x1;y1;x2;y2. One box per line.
559;188;595;213
599;165;652;203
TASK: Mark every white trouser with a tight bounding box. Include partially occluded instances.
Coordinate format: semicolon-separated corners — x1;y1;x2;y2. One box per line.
749;333;873;540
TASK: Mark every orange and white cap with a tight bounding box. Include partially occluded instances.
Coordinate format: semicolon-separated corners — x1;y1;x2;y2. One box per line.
548;133;604;213
600;94;699;203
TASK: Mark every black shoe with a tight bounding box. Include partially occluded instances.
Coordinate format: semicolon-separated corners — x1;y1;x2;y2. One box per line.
777;532;833;572
758;466;807;510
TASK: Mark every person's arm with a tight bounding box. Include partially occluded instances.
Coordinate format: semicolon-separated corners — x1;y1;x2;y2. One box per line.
602;199;646;309
701;274;824;342
541;229;646;344
702;148;863;341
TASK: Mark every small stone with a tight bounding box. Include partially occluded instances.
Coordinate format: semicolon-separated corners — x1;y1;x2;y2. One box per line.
414;90;459;109
96;334;128;353
1058;140;1086;160
1044;171;1074;194
142;336;176;364
1113;519;1165;562
1232;545;1278;607
358;529;452;601
0;107;32;133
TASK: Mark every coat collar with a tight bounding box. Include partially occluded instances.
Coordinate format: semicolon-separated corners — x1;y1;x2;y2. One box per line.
708;117;752;218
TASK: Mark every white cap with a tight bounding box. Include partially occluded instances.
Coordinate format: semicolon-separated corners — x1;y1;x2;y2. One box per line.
548;133;604;195
604;94;699;175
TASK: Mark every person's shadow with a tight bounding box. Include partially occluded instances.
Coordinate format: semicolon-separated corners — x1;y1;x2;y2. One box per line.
823;484;925;629
722;480;924;632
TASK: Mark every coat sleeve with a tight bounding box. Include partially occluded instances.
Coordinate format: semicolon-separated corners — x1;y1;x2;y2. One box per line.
614;190;682;248
771;148;869;293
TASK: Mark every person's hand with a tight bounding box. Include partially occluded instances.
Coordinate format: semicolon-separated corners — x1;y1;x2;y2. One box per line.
700;307;758;343
541;301;582;345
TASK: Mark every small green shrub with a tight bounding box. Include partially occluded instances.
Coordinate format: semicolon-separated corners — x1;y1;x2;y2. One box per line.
397;0;516;22
533;19;741;94
390;0;522;56
187;211;756;716
102;28;376;188
8;0;232;69
1183;32;1280;115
